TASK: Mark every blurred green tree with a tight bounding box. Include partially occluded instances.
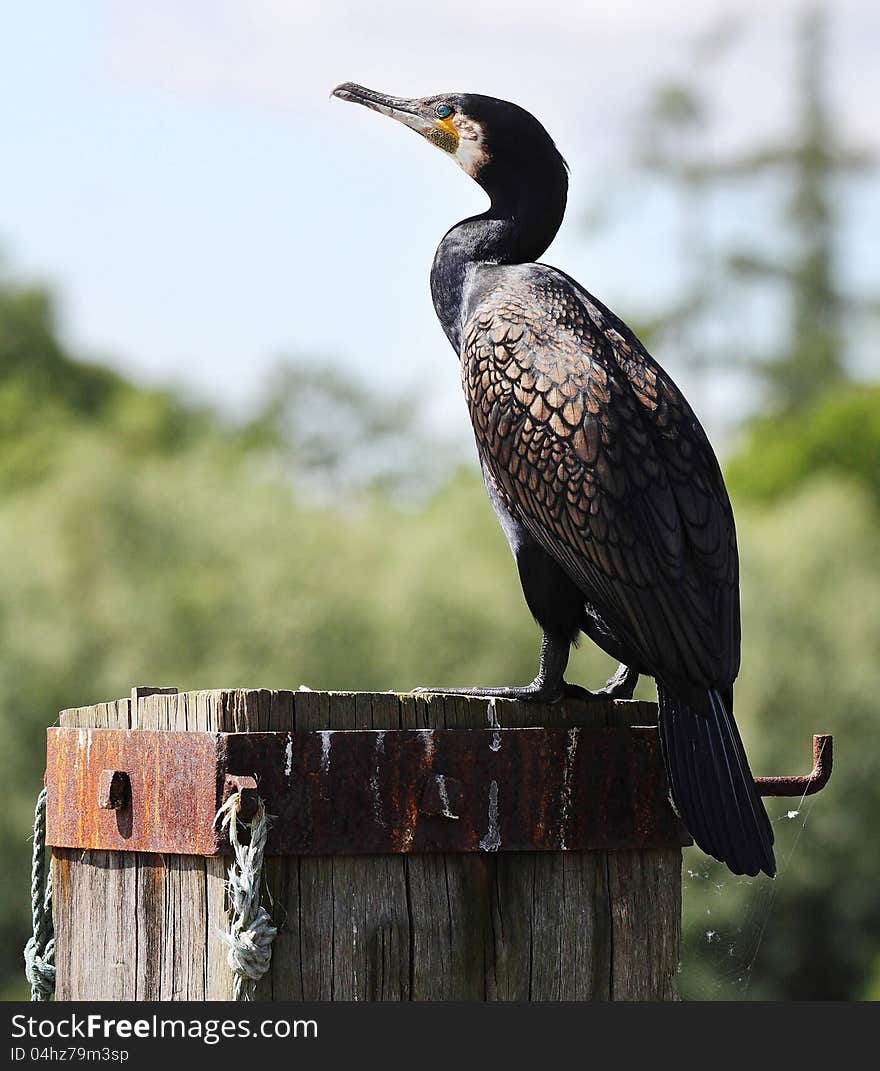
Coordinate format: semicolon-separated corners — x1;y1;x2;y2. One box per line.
679;478;880;1000
726;383;880;506
723;8;876;409
634;7;878;412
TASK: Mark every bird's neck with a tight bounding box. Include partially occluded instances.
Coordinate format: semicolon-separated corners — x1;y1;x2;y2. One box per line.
430;173;567;350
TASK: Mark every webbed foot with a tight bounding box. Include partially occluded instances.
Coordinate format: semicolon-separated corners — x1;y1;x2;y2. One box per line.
413;679;589;704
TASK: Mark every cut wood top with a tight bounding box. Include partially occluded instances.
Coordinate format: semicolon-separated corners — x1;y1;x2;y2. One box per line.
59;687;658;733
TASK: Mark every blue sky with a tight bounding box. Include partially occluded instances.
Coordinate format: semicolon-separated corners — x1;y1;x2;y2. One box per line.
2;1;877;443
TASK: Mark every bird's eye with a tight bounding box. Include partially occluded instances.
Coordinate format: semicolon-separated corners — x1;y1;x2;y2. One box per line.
435;103;454;120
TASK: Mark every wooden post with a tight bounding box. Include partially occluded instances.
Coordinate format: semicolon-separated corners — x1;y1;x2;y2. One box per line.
51;688;681;1001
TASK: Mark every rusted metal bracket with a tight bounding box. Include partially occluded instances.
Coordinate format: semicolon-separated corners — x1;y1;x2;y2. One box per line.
755;734;833;797
45;725;691;856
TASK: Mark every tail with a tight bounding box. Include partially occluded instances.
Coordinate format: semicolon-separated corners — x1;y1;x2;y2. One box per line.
657;685;776;878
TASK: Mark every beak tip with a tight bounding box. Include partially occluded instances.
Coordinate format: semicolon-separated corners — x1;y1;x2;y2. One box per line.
331;82;355;102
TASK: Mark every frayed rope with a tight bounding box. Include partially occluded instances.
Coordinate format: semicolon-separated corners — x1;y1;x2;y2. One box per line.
215;792;277;1001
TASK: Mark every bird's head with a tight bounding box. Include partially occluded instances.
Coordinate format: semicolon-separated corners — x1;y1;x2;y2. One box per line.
331;83;567;205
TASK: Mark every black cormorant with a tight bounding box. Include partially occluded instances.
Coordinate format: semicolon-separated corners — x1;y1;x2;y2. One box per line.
332;82;775;878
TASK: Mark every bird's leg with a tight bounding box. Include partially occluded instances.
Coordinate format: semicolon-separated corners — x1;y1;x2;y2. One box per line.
595;662;640;700
413;632;590;704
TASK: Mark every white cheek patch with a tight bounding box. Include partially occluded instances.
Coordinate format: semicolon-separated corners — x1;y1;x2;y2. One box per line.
452;116;489;177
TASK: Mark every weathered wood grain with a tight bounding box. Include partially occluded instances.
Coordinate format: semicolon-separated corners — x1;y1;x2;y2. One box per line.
606;700;682;1000
52;689;681;1001
53;697;135;1001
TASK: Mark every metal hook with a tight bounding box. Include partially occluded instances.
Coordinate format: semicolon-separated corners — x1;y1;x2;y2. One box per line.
754;734;833;797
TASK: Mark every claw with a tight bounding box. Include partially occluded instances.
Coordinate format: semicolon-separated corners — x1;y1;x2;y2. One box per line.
594;664;639;701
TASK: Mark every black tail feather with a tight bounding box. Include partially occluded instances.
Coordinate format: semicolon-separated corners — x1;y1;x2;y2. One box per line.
658;686;776;878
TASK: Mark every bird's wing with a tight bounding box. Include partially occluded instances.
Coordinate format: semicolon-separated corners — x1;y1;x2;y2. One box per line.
463;265;739;686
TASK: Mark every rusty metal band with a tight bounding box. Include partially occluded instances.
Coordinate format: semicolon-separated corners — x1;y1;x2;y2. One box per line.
44;725;692;856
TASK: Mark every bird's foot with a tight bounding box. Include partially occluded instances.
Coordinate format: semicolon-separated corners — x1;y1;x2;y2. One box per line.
413;679;591;704
592;663;640;701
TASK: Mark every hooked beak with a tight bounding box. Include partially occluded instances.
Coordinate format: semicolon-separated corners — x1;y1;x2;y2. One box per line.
331;82;435;137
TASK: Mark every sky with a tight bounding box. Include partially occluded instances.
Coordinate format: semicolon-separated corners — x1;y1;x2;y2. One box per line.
1;0;878;443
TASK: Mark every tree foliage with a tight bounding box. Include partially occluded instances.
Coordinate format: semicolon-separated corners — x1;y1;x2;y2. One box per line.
633;8;877;413
726;383;880;506
680;477;880;1000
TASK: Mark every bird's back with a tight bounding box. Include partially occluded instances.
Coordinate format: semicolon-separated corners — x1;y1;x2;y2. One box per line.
460;262;740;695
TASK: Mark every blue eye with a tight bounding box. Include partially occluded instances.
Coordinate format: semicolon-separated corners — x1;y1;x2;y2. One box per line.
435;103;454;119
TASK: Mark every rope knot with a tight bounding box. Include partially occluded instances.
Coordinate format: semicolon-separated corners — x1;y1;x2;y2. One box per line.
24;936;56;998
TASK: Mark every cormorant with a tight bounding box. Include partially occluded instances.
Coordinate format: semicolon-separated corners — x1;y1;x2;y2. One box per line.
332;83;775;878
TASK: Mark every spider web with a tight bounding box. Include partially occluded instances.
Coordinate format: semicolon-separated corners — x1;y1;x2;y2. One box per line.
678;748;824;999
